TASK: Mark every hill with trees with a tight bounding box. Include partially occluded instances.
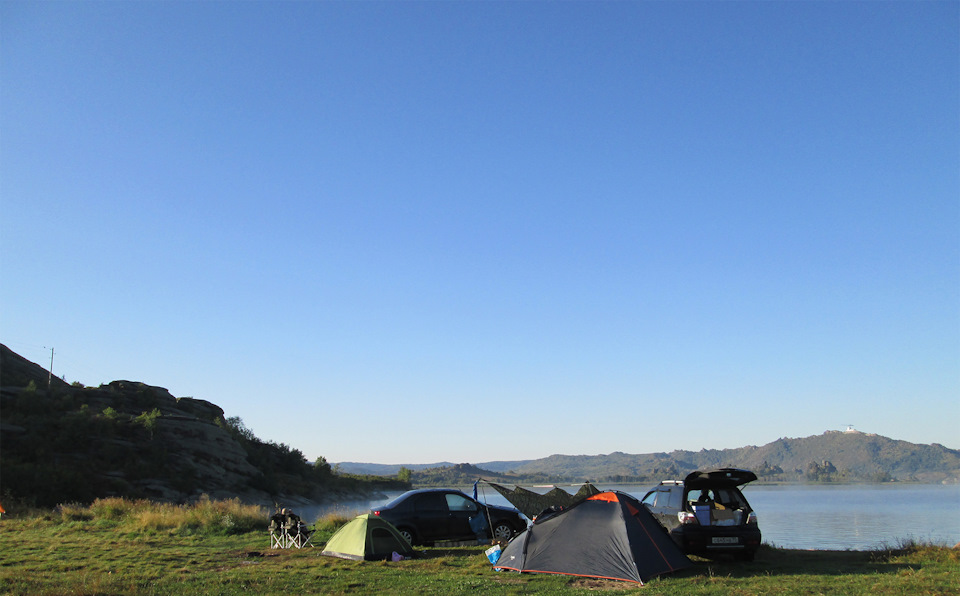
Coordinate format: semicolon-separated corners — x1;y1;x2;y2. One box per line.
498;432;959;484
342;434;960;486
0;344;407;508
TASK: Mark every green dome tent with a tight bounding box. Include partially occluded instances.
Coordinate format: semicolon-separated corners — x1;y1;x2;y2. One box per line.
321;514;415;561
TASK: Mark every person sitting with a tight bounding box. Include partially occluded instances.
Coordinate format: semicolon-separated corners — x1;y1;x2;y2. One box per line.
695;490;713;507
282;509;304;534
287;509;314;540
269;511;285;533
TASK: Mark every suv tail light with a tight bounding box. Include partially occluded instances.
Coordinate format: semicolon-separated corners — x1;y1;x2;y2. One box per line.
678;511;698;525
746;511;758;525
373;511;381;516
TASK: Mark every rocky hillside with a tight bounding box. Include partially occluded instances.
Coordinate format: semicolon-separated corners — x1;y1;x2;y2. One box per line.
0;344;406;508
502;431;960;484
341;433;960;485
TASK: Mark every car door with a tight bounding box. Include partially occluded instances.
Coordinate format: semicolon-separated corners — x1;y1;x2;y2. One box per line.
412;492;449;541
646;486;681;530
444;492;481;539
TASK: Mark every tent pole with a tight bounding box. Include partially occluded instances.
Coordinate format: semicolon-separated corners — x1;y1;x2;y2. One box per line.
478;479;495;539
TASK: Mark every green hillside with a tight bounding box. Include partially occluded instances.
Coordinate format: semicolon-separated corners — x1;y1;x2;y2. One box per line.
0;344;407;508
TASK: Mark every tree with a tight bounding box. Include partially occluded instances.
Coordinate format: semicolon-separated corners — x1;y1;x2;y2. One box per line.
221;416;256;442
134;408;161;438
805;460;838;482
314;456;332;477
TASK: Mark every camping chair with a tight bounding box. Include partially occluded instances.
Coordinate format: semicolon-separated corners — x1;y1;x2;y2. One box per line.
269;513;292;549
289;524;316;549
270;528;288;549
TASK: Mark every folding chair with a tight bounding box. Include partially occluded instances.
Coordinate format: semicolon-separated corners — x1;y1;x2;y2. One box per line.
270;527;288;549
269;513;289;549
289;524;316;549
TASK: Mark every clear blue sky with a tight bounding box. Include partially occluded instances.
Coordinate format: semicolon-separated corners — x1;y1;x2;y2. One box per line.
2;1;957;464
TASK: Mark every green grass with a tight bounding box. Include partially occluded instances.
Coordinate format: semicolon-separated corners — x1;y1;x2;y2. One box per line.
1;498;957;595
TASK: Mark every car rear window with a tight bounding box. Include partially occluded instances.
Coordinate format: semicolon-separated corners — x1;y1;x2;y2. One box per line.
685;488;748;509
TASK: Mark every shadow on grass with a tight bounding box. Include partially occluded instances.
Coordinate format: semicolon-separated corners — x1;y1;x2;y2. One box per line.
411;544;919;579
416;547;485;560
672;545;916;580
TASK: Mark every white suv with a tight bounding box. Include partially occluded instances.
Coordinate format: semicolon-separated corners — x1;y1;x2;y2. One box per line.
641;468;761;561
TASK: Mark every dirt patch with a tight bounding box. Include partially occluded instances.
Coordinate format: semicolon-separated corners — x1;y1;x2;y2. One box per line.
568;577;635;590
491;575;526;585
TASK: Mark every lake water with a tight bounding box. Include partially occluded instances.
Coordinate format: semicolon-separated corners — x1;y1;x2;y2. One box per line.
295;483;960;551
735;483;960;550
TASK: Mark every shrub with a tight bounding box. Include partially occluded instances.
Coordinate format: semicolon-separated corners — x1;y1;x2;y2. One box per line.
130;495;267;535
134;408;161;437
43;496;268;535
90;497;142;520
58;502;94;522
312;511;354;533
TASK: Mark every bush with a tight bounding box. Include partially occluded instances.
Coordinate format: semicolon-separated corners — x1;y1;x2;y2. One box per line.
58;502;94;522
131;495;267;534
134;408;161;437
90;496;143;520
44;496;269;535
312;511;354;534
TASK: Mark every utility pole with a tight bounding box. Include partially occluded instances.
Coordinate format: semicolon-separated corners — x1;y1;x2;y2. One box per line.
47;347;54;391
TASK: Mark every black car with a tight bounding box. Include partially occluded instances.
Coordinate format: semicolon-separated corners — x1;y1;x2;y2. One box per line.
372;488;526;545
641;468;762;561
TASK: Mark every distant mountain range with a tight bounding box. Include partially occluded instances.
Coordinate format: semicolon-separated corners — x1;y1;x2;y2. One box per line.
337;431;960;485
337;460;534;476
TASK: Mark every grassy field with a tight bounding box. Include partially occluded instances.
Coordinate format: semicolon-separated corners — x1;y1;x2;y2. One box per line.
0;498;956;595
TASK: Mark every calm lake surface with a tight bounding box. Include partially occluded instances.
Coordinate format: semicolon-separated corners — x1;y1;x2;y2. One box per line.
298;483;960;551
734;483;960;550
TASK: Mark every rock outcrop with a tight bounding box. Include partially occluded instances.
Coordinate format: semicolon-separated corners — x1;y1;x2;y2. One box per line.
0;344;406;507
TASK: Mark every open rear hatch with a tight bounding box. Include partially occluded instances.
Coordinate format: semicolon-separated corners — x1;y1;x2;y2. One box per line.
684;468;757;489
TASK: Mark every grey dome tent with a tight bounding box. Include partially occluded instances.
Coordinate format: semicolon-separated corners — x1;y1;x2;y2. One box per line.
321;514;414;561
493;491;690;584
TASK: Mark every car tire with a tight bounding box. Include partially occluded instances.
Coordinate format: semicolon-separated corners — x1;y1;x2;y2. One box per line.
492;522;514;542
397;527;416;545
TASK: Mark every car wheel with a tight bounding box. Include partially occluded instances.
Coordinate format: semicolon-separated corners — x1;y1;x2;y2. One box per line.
492;522;514;541
397;527;415;545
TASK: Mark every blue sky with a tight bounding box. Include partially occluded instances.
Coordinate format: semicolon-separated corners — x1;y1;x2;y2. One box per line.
2;1;957;464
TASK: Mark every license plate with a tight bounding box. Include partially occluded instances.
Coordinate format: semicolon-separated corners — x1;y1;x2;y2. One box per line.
712;537;739;544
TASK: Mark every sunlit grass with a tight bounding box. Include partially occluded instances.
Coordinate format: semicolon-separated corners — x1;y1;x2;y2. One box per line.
1;499;957;595
55;495;268;534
